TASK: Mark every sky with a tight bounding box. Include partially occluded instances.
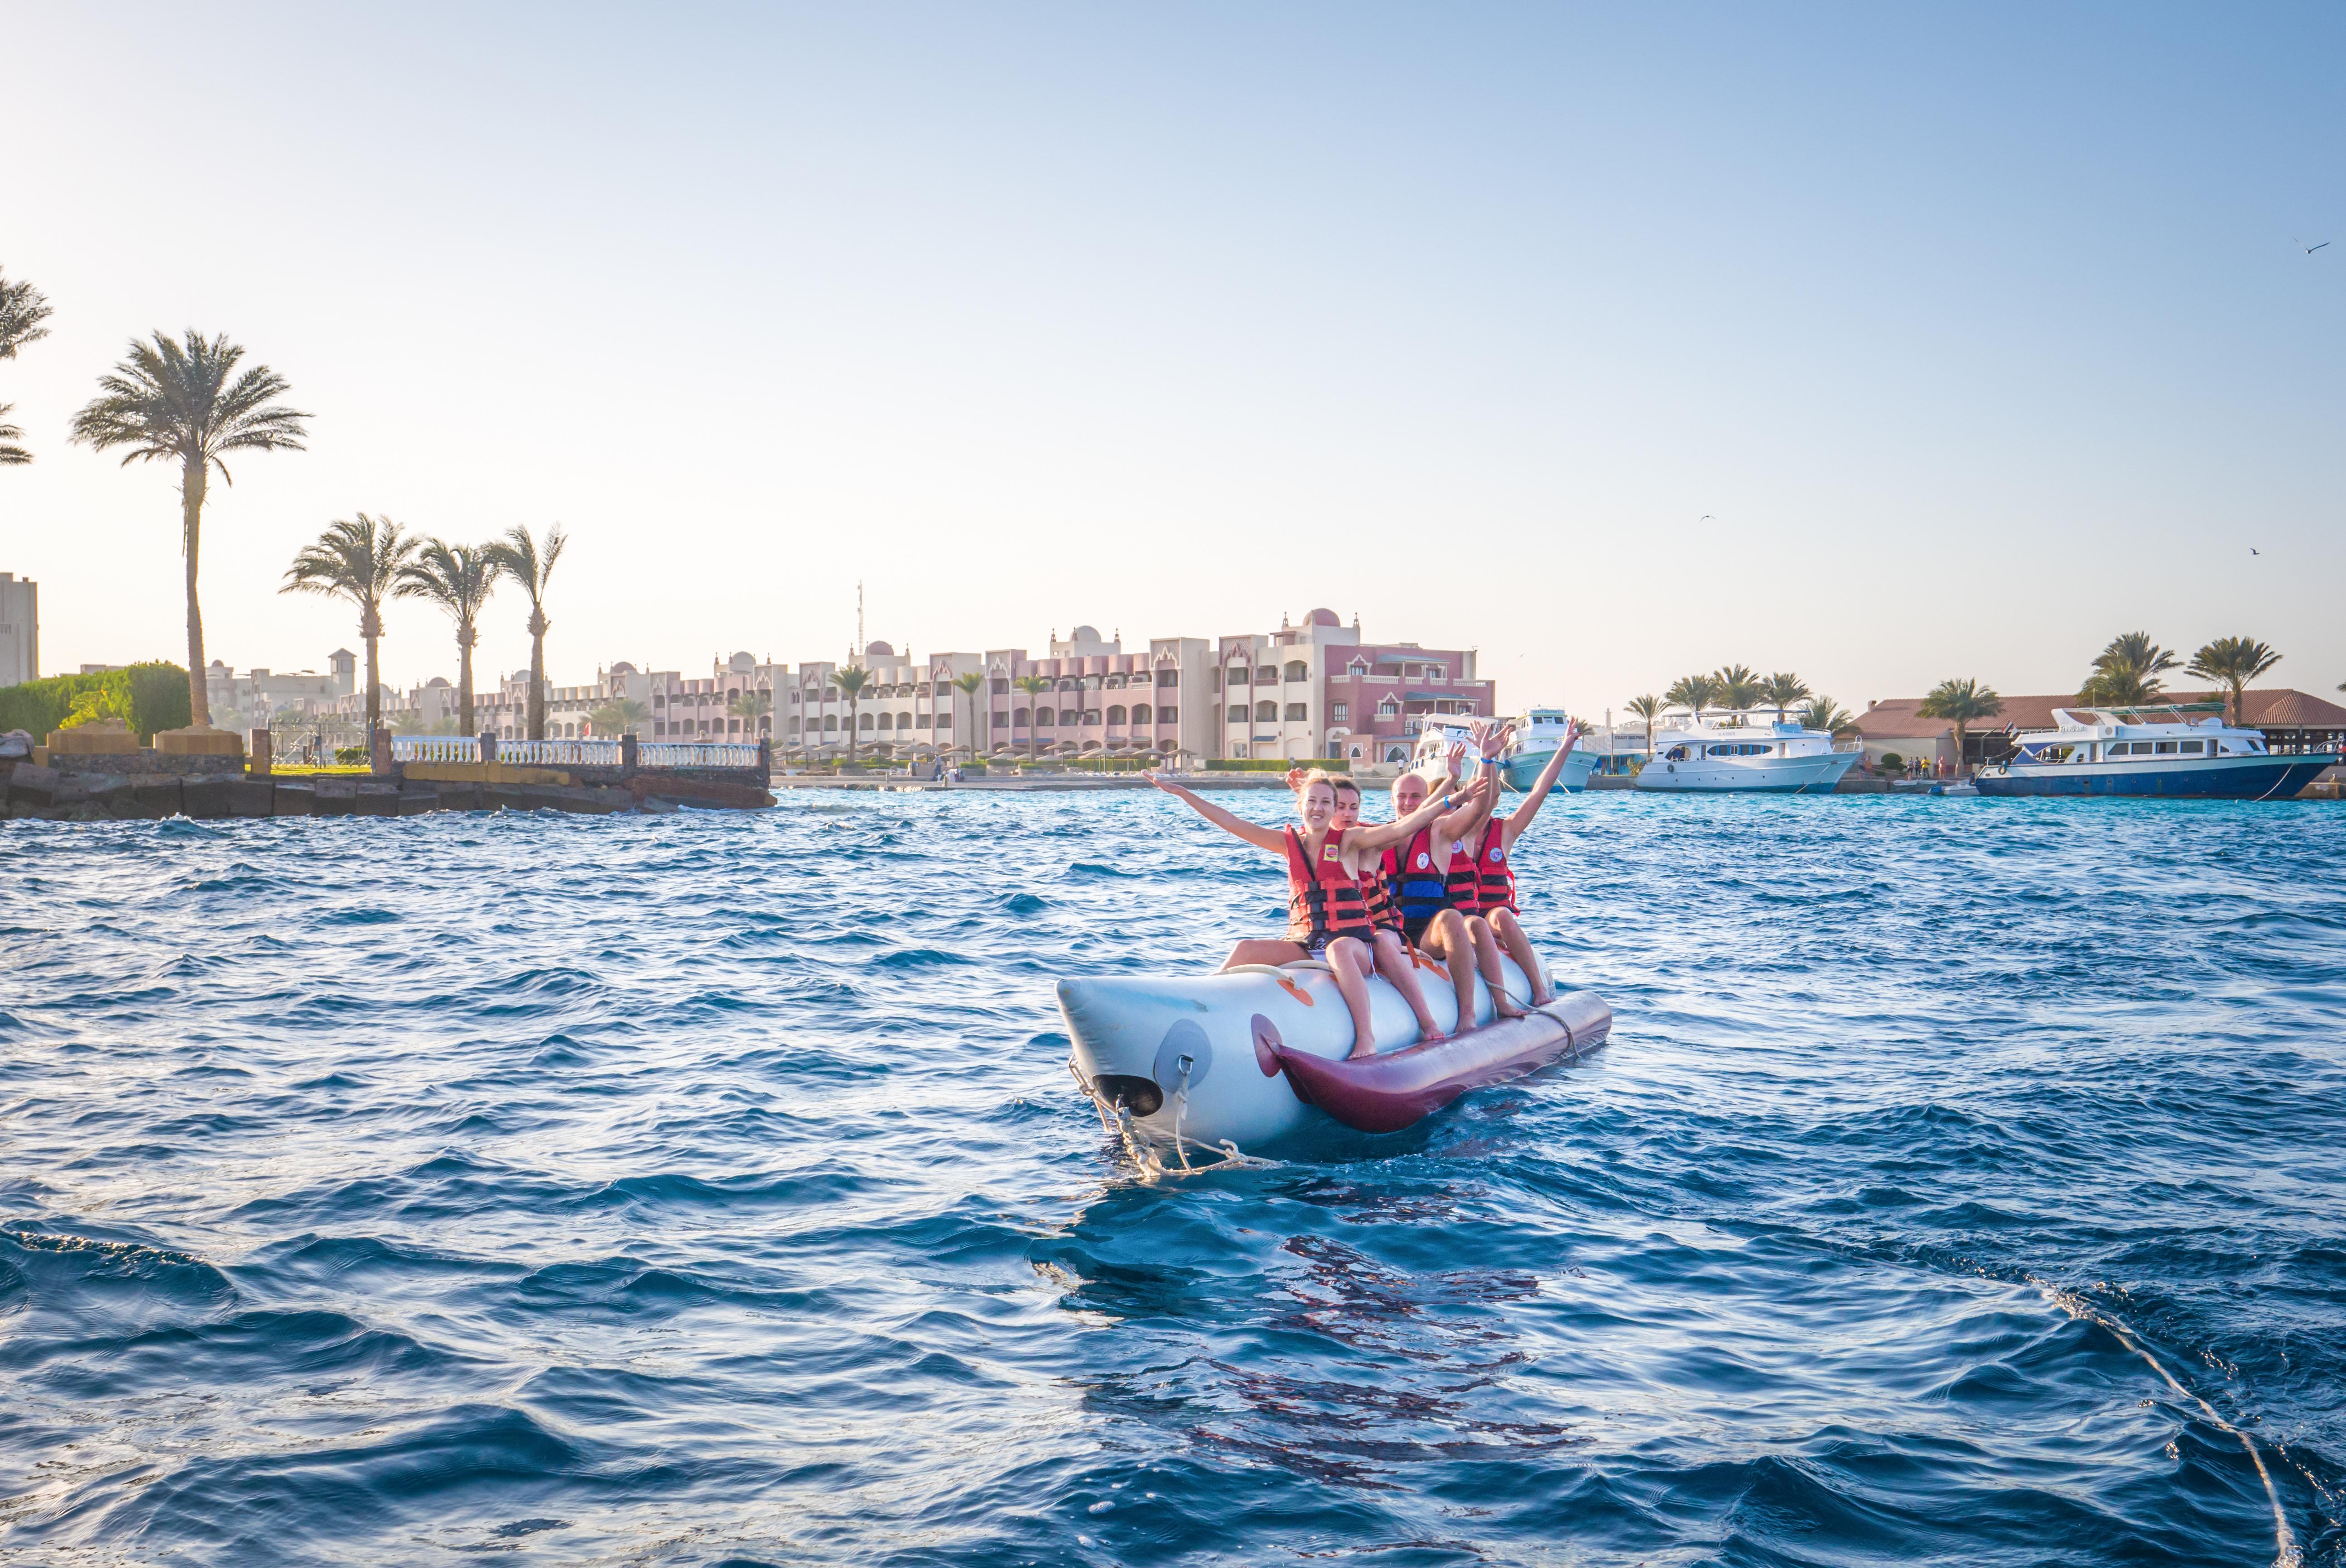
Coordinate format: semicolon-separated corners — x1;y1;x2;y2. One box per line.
2;2;2340;717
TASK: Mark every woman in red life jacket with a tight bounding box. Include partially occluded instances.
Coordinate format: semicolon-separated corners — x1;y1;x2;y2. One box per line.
1401;722;1533;1020
1320;773;1453;1043
1143;767;1454;1057
1367;753;1506;1028
1447;719;1580;1007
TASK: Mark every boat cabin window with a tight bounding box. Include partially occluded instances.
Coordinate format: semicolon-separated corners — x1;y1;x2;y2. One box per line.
2179;739;2203;753
1666;745;1689;762
2154;741;2178;754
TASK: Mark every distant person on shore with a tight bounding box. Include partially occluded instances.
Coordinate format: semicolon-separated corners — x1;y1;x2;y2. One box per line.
1143;767;1456;1056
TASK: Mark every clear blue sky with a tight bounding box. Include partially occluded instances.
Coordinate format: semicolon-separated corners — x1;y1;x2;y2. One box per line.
3;3;2340;713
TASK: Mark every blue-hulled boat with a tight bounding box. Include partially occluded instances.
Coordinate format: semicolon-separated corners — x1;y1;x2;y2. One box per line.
1973;705;2337;799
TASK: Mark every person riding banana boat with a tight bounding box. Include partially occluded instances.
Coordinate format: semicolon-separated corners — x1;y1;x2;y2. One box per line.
1410;715;1582;1008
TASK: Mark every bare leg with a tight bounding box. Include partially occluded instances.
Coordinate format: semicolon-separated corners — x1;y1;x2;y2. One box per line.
1416;909;1479;1028
1488;907;1551;1004
1372;929;1443;1042
1326;935;1380;1058
1221;938;1308;971
1467;915;1528;1017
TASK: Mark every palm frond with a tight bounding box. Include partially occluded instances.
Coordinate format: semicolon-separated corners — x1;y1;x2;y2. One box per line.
69;330;308;478
394;539;496;634
482;524;567;603
281;514;420;617
0;403;29;465
0;269;52;361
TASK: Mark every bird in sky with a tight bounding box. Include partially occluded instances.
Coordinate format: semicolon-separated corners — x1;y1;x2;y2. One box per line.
2295;238;2330;253
2251;547;2261;555
1700;514;1715;521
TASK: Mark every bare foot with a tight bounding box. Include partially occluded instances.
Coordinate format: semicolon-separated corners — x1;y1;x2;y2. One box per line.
1493;996;1529;1020
1530;990;1555;1007
1345;1043;1378;1060
1415;1020;1449;1044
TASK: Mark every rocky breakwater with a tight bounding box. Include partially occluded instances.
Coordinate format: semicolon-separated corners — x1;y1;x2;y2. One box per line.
0;728;774;822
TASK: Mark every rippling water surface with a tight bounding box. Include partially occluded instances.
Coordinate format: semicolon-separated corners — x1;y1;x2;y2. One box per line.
3;790;2343;1566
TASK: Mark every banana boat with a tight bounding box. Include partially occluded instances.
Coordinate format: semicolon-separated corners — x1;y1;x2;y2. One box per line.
1059;953;1610;1160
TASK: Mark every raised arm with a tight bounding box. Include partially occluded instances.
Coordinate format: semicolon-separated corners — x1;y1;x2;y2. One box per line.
1344;780;1455;852
1143;770;1286;853
1504;721;1578;846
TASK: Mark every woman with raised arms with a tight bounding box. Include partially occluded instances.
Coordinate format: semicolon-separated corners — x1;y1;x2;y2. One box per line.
1378;721;1529;1020
1443;718;1580;1007
1143;766;1457;1058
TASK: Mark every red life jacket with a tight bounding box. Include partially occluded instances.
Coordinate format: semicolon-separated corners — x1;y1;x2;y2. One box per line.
1357;842;1402;932
1441;827;1485;913
1283;825;1378;944
1465;814;1516;914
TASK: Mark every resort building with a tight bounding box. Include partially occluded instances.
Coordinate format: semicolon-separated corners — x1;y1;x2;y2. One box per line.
0;572;37;686
645;653;775;740
1855;688;2346;771
202;656;352;732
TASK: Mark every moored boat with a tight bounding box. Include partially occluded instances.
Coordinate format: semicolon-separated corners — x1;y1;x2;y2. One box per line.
1060;953;1610;1160
1973;705;2338;799
1635;714;1861;793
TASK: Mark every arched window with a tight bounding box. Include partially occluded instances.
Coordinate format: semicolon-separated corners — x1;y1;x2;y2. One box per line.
876;713;893;731
1377;698;1399;718
1285;662;1308;682
1227;704;1247;724
1255;701;1278;722
1385;744;1409;763
1130;703;1152;725
859;712;874;731
822;714;838;732
1107;705;1127;725
1286;703;1307;721
1036;707;1056;727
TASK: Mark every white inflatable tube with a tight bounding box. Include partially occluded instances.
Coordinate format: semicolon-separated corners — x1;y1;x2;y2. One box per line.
1059;949;1609;1156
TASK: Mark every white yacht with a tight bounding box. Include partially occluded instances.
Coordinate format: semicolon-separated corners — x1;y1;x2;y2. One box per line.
1636;713;1861;793
1974;705;2336;799
1408;711;1598;793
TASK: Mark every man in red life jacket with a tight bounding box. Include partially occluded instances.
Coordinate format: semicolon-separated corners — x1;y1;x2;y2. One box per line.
1144;767;1455;1057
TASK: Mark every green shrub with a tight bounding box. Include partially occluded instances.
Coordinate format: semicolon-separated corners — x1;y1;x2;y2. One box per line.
0;662;191;743
1878;752;1903;772
334;745;368;765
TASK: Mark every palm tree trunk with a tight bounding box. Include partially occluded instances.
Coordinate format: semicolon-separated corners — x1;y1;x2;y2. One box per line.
458;631;475;735
181;456;211;726
846;697;858;766
1953;720;1967;778
364;629;381;733
527;607;548;741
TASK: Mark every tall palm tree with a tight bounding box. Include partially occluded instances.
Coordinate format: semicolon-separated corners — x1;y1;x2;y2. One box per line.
2185;637;2281;726
2079;631;2177;706
1917;677;2003;778
69;330;309;728
1624;694;1665;759
1012;673;1052;763
1664;673;1719;724
1760;672;1810;722
0;267;52;467
1800;696;1856;739
482;525;567;740
393;540;496;734
833;667;872;765
1712;664;1763;718
281;515;420;735
952;671;987;758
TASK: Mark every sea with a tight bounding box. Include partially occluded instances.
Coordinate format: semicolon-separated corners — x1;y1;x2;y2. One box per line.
2;789;2341;1567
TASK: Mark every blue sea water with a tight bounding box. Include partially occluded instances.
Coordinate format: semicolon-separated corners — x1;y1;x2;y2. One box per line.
2;790;2342;1567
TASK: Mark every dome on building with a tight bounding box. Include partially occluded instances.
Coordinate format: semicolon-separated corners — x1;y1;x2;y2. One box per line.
729;651;756;672
1071;624;1101;643
865;639;894;658
425;676;451;688
609;660;637;675
1305;607;1342;628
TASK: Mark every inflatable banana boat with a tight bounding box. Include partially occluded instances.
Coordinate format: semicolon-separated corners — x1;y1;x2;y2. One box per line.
1059;952;1610;1159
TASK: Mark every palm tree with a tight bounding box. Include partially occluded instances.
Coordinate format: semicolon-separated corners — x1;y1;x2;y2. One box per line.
1760;672;1810;722
952;671;987;758
590;697;651;737
1712;664;1762;718
1917;677;2003;778
482;525;567;740
69;330;309;728
1800;695;1856;739
281;515;420;735
2185;637;2281;726
2079;631;2177;706
393;540;496;734
728;689;772;739
833;667;872;765
1624;694;1665;759
0;268;51;359
0;267;52;468
1012;673;1052;763
1664;673;1719;724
